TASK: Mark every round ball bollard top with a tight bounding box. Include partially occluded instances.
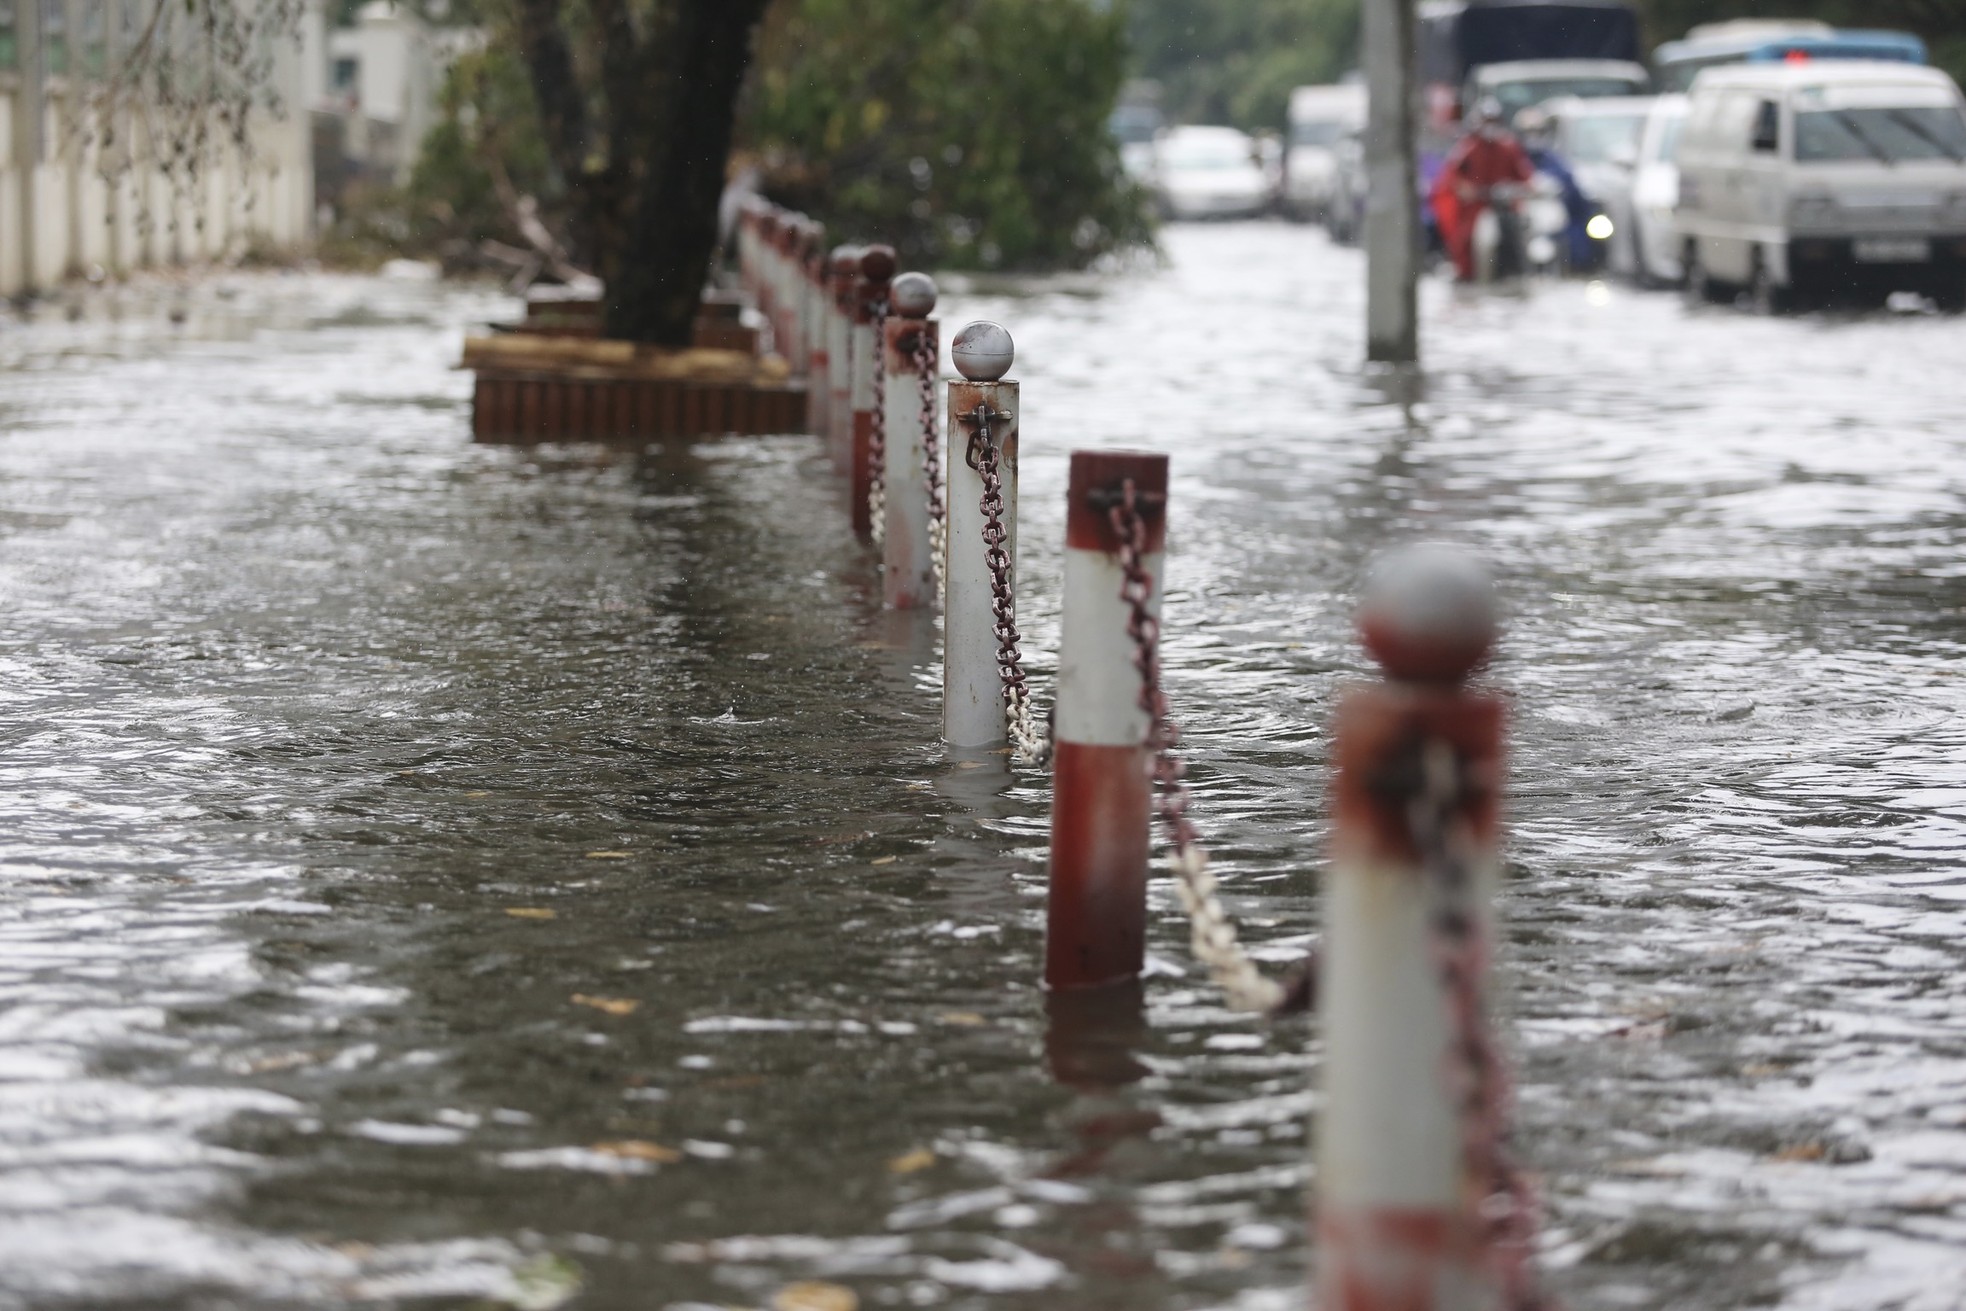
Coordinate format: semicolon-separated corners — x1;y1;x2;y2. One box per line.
860;245;897;283
1357;545;1497;684
951;321;1015;382
829;245;863;276
891;272;937;319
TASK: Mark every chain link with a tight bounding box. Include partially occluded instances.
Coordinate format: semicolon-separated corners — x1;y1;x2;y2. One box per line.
966;408;1051;768
1109;483;1284;1014
868;297;889;550
914;332;946;597
1406;740;1552;1311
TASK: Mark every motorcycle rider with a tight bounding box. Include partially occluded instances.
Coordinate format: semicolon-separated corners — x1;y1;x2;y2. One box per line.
1514;105;1596;272
1430;97;1536;281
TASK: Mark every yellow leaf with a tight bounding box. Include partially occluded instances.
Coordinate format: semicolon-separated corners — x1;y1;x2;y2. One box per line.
887;1147;935;1174
571;994;640;1016
937;1012;986;1027
585;850;632;860
591;1139;682;1164
506;908;557;920
464;790;490;798
773;1282;858;1311
870;856;899;867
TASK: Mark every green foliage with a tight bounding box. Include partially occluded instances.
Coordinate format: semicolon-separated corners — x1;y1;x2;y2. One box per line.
1634;0;1966;90
743;0;1153;271
403;40;559;259
1126;0;1360;132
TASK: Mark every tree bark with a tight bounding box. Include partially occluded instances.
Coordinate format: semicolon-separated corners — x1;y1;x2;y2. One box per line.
602;0;771;345
510;0;769;348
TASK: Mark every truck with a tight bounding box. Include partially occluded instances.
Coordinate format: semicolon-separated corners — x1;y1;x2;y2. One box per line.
1418;0;1646;132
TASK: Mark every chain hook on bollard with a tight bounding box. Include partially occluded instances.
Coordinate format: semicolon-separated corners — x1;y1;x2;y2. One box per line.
965;402;1050;768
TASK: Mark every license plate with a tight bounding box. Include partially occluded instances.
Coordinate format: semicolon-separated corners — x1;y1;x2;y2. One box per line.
1854;238;1930;263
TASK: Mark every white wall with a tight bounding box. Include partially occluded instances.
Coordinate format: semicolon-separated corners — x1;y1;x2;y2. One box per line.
0;0;318;298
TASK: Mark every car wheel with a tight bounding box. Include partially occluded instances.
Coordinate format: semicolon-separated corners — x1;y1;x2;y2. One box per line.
1932;281;1966;313
1750;254;1792;316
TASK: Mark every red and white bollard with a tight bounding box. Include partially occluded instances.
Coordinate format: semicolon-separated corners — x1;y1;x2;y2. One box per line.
1044;451;1166;991
851;246;895;543
943;322;1018;748
803;227;829;429
1317;545;1520;1311
883;272;938;608
771;218;802;369
826;247;860;473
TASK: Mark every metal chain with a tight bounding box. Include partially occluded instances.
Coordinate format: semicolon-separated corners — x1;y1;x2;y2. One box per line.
868;297;889;550
1109;482;1284;1014
914;332;946;597
966;409;1051;768
1407;739;1552;1311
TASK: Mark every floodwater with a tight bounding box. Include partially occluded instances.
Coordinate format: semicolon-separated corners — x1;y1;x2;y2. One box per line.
2;225;1965;1310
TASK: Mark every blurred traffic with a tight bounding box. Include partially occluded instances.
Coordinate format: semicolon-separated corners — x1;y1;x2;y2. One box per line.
1111;1;1966;314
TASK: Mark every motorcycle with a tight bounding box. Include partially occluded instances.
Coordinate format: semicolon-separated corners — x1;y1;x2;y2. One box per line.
1470;175;1572;282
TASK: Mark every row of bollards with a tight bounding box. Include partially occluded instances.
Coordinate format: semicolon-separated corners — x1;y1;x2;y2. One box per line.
733;200;1546;1311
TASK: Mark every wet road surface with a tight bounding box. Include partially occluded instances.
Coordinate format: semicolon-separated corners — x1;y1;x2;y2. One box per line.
3;226;1966;1308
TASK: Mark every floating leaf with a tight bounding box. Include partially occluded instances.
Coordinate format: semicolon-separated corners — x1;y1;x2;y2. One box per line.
870;856;899;867
887;1147;935;1174
506;908;557;920
773;1281;858;1311
571;994;639;1016
464;790;490;798
585;850;632;860
591;1139;682;1164
937;1012;985;1027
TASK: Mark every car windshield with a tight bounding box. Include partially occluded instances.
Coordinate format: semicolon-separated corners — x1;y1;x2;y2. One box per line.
1290;120;1346;148
1794;105;1966;163
1496;78;1643;122
1163;138;1252;170
1563;112;1648;162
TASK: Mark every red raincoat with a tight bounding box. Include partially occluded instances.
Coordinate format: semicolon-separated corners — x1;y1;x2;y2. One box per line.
1430;130;1536;280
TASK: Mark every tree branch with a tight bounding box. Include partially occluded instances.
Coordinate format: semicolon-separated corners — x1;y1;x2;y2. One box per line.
512;0;591;190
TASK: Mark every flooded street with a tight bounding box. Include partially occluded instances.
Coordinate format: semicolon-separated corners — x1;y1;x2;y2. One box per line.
4;223;1966;1309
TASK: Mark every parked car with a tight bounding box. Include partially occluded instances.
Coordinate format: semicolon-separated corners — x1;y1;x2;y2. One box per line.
1284;83;1367;221
1676;61;1966;311
1587;93;1690;285
1153;126;1273;221
1469;58;1651;125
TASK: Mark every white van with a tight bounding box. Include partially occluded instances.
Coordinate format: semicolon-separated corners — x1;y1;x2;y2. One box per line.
1676;62;1966;310
1284;83;1366;221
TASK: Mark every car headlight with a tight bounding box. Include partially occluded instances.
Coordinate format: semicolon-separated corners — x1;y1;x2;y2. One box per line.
1586;214;1615;241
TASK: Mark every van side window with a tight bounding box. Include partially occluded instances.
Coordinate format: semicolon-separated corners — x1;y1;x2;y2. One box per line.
1751;100;1780;154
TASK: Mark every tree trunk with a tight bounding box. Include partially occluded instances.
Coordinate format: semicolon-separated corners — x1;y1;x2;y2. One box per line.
510;0;769;348
602;1;771;345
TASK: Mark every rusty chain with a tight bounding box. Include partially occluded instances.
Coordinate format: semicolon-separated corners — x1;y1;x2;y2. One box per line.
914;331;946;596
1406;739;1552;1311
966;407;1050;767
868;297;889;550
1108;482;1284;1014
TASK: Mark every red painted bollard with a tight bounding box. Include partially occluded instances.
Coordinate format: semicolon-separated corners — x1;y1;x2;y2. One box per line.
943;323;1019;748
882;273;938;608
1044;451;1168;992
1317;545;1543;1311
755;211;781;335
851;246;895;543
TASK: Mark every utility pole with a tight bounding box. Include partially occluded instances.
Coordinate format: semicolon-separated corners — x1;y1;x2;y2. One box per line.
1363;0;1419;365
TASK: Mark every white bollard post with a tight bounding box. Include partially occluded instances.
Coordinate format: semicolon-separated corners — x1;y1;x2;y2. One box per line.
826;247;860;473
943;321;1018;748
850;246;894;543
1317;545;1516;1309
803;226;829;427
882;273;938;609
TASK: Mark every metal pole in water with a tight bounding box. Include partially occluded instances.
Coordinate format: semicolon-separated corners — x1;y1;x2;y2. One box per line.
1045;451;1167;991
851;246;895;543
943;322;1018;749
827;247;861;473
1363;0;1421;365
1317;545;1506;1309
883;273;938;609
803;226;829;427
